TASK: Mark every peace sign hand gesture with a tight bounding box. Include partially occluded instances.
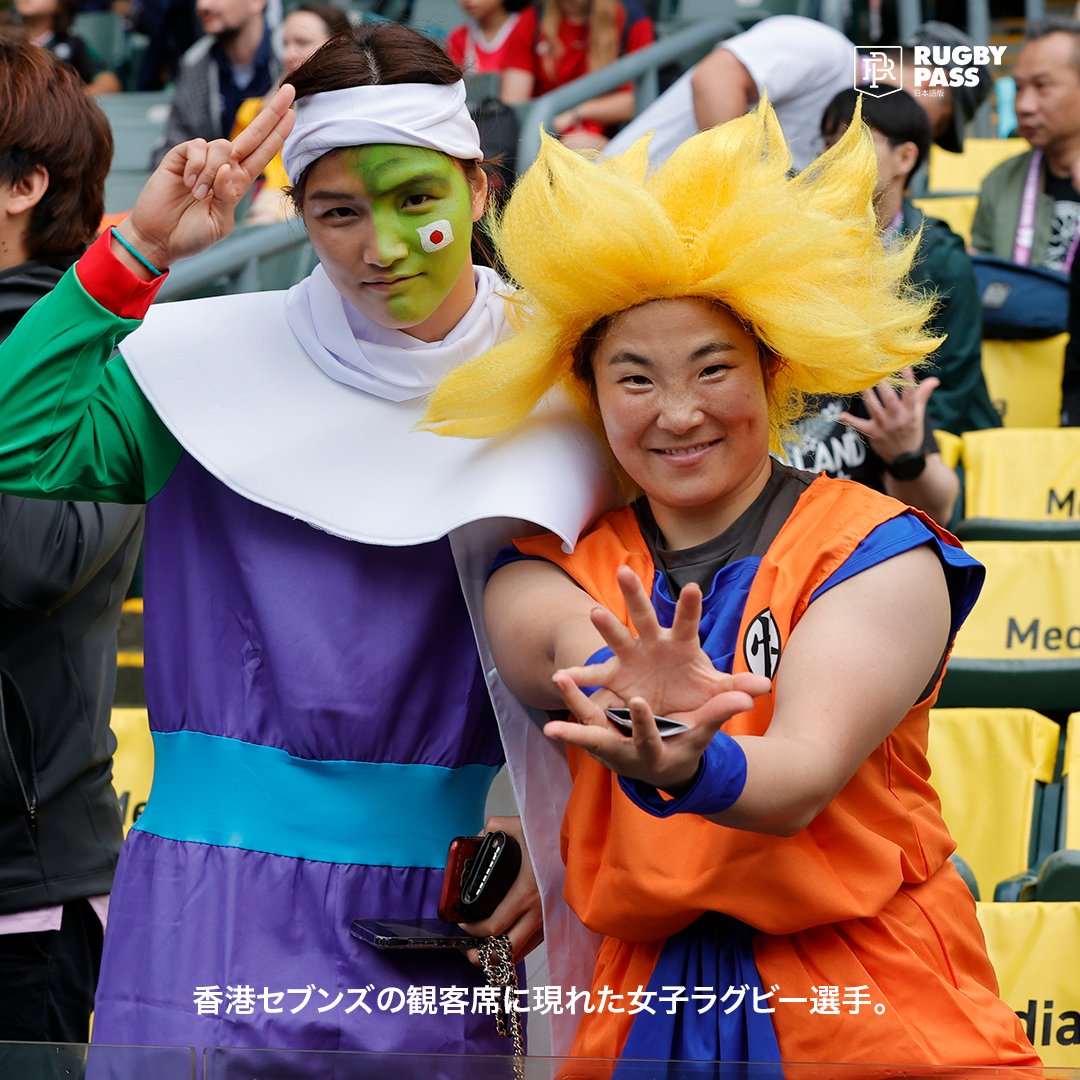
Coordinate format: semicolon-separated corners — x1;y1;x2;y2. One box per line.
115;85;297;275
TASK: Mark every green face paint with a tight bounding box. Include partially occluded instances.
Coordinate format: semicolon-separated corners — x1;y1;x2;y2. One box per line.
335;144;475;329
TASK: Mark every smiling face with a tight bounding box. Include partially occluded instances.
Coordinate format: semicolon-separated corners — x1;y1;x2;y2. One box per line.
590;297;774;549
302;144;486;342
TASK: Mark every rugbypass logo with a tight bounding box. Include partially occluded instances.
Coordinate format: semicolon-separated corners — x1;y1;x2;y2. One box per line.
853;43;1007;95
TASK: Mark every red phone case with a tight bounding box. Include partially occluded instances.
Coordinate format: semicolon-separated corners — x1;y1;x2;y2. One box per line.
437;835;483;923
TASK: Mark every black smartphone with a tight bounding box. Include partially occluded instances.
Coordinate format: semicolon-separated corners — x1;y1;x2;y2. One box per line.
350;918;487;950
605;706;689;737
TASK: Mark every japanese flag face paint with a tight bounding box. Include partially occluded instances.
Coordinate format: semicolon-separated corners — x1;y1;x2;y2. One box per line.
417;220;455;252
302;144;484;341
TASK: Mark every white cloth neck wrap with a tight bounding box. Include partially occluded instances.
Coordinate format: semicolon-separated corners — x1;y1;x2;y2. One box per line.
282;81;482;184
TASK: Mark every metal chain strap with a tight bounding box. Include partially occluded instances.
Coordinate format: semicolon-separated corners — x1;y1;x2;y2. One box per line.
476;933;526;1066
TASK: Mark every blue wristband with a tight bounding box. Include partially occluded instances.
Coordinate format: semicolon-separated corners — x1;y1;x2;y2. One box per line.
110;227;164;277
619;730;748;818
579;646;614;697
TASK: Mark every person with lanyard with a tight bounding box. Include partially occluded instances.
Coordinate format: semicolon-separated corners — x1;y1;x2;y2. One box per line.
972;19;1080;274
0;21;611;1061
422;105;1041;1066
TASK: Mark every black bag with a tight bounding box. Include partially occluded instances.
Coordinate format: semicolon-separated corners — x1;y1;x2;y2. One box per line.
972;253;1070;340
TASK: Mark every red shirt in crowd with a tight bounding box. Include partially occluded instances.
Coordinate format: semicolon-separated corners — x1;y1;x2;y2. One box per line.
501;3;655;98
446;13;523;75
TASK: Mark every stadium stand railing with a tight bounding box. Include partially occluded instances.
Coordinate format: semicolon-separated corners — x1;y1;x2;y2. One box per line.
155;221;316;302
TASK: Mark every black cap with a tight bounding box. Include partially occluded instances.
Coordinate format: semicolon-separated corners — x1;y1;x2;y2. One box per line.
903;20;994;153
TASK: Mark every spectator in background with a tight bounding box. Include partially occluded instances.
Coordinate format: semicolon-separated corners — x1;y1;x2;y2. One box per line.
128;0;200;90
605;15;851;170
608;18;992;174
500;0;654;150
152;0;278;167
234;1;349;224
781;87;966;528
971;19;1080;271
446;0;530;75
12;0;121;92
0;35;143;1044
822;88;1000;437
278;0;347;73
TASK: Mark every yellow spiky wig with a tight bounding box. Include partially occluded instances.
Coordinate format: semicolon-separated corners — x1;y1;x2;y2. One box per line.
423;98;941;453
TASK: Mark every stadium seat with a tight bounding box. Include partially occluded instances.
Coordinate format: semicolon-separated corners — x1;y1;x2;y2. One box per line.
1016;716;1080;902
976;900;1080;1067
937;539;1080;711
927;708;1060;899
927;137;1027;195
73;10;126;72
956;428;1080;540
109;707;154;835
409;0;461;38
980;334;1067;429
97;92;171;173
911;194;978;246
933;428;962;470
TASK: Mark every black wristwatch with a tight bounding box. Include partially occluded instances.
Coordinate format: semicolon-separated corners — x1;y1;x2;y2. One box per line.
885;449;927;481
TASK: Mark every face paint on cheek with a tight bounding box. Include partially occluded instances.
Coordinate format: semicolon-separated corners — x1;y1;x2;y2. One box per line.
417;219;454;252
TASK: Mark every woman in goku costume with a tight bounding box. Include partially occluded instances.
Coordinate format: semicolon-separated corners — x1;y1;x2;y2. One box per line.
0;21;612;1061
424;104;1042;1067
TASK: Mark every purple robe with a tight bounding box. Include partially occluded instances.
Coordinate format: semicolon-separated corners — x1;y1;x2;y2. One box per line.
92;455;511;1058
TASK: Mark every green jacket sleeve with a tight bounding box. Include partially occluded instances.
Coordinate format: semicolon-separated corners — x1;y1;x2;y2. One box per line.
0;266;182;503
914;217;1002;434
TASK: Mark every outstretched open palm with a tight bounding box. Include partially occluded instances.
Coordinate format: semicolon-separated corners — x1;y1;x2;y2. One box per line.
547;566;770;790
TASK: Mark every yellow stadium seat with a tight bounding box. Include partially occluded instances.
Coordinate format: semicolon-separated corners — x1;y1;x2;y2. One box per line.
927;708;1060;898
933;428;962;470
976;900;1080;1066
956;428;1080;540
980;335;1067;428
109;707;154;835
911;195;978;246
1008;714;1080;902
927;137;1028;194
937;540;1080;710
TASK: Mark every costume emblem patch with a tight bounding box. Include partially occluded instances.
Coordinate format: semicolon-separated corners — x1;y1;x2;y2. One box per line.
743;608;781;678
417;220;454;252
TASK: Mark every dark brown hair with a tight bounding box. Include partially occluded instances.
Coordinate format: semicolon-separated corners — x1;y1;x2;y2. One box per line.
0;34;113;258
53;0;80;37
285;22;477;208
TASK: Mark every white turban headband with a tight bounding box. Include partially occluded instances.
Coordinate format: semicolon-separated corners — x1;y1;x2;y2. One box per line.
281;80;483;185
